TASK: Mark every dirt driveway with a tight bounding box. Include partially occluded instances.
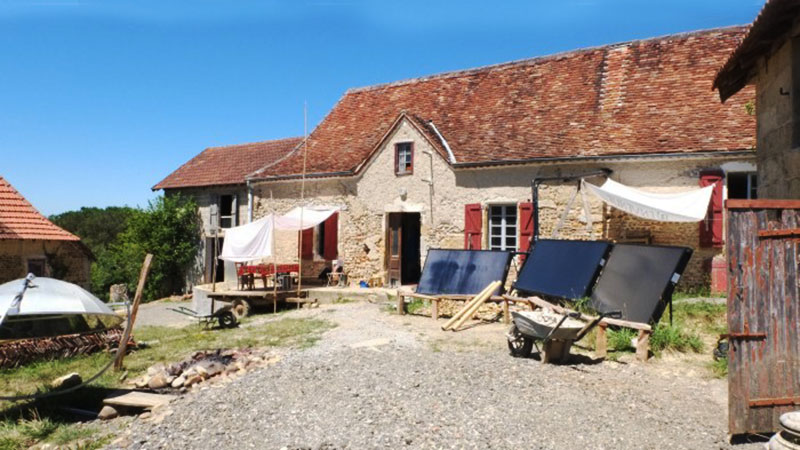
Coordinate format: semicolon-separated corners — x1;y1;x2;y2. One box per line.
110;301;761;450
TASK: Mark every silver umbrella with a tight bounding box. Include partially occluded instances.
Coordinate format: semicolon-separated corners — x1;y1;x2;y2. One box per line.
0;275;123;341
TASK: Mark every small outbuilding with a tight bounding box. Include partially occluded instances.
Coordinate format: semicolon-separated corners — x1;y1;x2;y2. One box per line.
0;176;91;288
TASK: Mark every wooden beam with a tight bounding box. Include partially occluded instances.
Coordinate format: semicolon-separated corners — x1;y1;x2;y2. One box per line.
636;330;650;362
114;254;153;371
758;229;800;238
596;323;608;359
502;300;509;324
726;199;800;210
431;299;439;320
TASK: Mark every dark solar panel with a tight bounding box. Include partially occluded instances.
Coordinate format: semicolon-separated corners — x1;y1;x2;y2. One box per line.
416;249;512;296
513;239;612;300
589;244;692;324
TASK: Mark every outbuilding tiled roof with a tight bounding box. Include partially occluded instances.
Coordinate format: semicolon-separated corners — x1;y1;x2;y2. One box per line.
0;176;80;241
713;0;800;101
153;137;302;190
251;26;755;181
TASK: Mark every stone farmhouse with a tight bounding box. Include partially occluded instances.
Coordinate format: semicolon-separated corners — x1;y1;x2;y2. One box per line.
157;26;757;291
714;0;800;199
0;176;91;287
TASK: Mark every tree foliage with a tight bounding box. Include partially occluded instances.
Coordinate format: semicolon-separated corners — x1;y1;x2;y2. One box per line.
51;196;200;301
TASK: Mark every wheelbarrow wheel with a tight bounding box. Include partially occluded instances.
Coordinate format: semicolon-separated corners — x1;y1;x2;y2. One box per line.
218;311;238;329
507;324;533;358
231;299;250;319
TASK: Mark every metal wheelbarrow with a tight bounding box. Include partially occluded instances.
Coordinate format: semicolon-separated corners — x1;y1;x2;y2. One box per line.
168;299;238;329
506;308;621;363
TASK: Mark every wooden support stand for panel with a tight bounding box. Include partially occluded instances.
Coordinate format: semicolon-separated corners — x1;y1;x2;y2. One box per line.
595;323;608;359
399;289;513;324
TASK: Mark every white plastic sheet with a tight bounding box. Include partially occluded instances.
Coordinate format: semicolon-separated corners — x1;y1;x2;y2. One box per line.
582;179;713;222
218;206;338;262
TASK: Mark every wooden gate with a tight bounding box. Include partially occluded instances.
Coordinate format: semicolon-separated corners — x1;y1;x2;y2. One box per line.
727;199;800;435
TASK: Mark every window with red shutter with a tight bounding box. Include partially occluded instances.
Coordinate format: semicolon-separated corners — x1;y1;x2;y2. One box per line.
323;212;338;260
464;203;482;249
699;170;724;248
518;202;534;253
300;228;314;259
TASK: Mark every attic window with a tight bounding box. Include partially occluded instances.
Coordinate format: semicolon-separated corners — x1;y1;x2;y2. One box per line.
395;142;413;176
219;194;237;229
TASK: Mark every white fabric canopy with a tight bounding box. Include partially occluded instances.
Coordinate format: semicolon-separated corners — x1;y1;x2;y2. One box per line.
218;206;339;262
274;206;338;231
218;216;275;262
582;179;713;223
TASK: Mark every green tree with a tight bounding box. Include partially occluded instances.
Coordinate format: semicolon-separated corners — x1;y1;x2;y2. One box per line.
50;206;137;255
108;195;201;300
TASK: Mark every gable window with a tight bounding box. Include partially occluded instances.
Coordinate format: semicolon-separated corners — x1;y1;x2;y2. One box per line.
489;205;517;251
219;194;237;229
727;172;758;199
395;142;413;175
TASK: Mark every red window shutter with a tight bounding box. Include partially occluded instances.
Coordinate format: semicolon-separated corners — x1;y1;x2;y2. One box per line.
518;202;534;253
300;228;314;259
699;170;724;248
464;203;482;250
323;212;338;260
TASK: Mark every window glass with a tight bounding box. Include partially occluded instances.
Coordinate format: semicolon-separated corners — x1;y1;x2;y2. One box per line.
27;258;46;277
395;143;413;175
488;205;518;251
727;172;758;200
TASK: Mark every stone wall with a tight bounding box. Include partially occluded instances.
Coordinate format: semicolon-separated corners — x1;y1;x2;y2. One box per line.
247;118;755;292
754;30;800;198
0;240;91;288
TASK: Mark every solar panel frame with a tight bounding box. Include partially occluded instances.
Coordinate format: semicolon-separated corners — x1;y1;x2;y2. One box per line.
415;249;513;296
589;243;693;324
512;239;613;300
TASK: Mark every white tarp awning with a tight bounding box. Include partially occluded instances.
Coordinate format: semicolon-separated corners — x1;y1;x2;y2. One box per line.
582;179;713;223
274;206;338;231
218;216;275;262
218;206;339;262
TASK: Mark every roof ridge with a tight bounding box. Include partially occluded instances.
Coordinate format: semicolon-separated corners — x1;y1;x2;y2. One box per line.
347;25;749;94
205;136;303;152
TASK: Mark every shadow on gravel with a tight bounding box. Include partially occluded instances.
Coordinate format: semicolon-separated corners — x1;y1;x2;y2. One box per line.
525;352;606;366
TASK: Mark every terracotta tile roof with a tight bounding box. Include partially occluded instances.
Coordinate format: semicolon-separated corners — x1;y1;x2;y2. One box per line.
0;176;80;241
713;0;800;101
251;26;755;181
153;137;303;190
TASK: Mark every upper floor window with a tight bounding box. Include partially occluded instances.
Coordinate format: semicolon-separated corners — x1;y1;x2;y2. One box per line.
219;194;237;229
727;172;758;200
489;205;517;251
395;142;413;175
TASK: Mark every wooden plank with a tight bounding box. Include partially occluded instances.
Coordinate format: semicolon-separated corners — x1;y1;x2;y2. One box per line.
595;323;608;359
402;292;440;301
431;299;439;320
114;254;153;371
396;295;405;315
502;295;652;331
636;330;650;361
104;390;176;409
502;300;509;324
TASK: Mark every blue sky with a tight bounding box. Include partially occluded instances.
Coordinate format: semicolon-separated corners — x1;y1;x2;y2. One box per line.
0;0;763;216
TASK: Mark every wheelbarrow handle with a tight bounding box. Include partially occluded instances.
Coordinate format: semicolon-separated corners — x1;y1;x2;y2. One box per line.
602;310;622;319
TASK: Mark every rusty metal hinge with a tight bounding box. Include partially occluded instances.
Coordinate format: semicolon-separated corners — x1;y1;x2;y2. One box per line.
749;396;800;407
758;228;800;239
720;332;767;340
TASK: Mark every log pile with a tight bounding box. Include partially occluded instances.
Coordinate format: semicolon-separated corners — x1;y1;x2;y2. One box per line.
0;328;130;369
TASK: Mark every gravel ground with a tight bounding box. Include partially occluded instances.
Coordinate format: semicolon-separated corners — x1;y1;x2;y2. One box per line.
109;301;763;450
133;300;195;329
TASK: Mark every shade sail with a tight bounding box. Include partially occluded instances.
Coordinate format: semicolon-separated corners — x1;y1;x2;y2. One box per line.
218;206;339;262
274;206;338;231
582;179;713;222
0;277;123;340
219;216;274;262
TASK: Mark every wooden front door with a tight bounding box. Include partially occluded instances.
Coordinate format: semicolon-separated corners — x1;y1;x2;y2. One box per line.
387;213;402;286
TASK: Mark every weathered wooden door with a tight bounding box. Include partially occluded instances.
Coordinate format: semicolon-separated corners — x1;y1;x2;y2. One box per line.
387;213;402;286
727;199;800;435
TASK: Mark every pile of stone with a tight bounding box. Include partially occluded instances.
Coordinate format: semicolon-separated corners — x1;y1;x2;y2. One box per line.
128;348;279;392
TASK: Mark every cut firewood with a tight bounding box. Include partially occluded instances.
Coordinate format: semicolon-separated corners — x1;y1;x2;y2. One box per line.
441;281;498;331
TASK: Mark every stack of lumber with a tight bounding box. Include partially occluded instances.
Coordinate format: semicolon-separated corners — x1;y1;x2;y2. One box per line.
0;328;129;369
441;281;501;332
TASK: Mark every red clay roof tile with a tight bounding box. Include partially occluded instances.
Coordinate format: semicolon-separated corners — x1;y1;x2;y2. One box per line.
252;26;755;180
153;137;302;190
0;177;80;241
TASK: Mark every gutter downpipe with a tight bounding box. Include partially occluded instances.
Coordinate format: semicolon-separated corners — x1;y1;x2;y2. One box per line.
246;180;254;223
428;121;457;164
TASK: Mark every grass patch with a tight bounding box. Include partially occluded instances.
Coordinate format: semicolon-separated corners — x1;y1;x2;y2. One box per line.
332;297;356;304
608;328;637;352
709;356;728;378
672;301;727;336
650;324;704;355
0;317;333;448
406;299;427;315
